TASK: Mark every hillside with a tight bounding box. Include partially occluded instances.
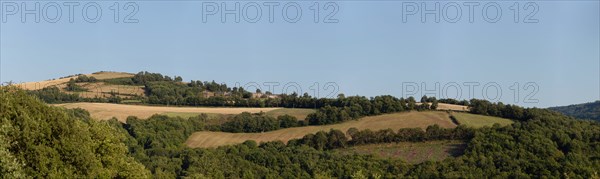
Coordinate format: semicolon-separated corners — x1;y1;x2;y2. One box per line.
4;85;600;178
17;71;134;91
548;101;600;121
451;112;514;128
186;111;457;148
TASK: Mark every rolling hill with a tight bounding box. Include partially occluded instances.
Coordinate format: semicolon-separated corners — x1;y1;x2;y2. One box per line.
186;111;458;148
17;71;144;98
548;101;600;121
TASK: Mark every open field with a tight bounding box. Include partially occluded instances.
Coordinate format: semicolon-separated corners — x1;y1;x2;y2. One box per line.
53;103;280;122
437;103;469;111
416;102;469;111
336;140;466;164
16;71;134;90
451;112;514;128
265;108;315;120
185;111;456;148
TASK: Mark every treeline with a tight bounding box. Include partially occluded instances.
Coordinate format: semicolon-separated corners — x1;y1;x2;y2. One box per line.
27;71;459;112
438;98;470;106
286;125;475;150
144;81;256;106
28;86;134;104
74;75;97;82
65;78;87;92
28;86;82;103
468;99;562;121
220;113;304;133
306;96;438;125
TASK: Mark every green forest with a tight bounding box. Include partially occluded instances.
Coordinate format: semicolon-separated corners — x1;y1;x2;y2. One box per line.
549;101;600;122
2;86;600;178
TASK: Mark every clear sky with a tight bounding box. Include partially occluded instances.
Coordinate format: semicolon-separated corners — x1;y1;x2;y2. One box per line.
1;1;598;108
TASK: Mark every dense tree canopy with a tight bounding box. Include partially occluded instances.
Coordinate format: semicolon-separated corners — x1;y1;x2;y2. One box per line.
111;102;600;178
549;101;600;121
8;81;600;178
0;87;149;178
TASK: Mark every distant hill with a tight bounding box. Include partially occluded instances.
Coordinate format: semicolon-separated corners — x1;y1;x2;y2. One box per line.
548;101;600;121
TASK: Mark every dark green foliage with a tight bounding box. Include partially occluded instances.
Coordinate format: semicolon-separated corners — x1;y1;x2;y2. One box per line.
220;112;279;133
468;99;560;121
28;86;111;104
431;98;438;110
74;75;97;82
118;114;209;176
549;101;600;121
125;114;206;149
307;105;353;125
145;81;196;105
277;114;302;128
64;78;87;92
306;95;429;125
132;71;174;84
28;86;82;103
0;87;150;178
438;98;470;105
343;125;474;146
107;91;122;103
100;77;135;85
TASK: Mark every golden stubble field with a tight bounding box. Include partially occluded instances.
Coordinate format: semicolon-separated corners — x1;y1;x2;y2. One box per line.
185;111;457;148
54;102;281;122
416;102;469;111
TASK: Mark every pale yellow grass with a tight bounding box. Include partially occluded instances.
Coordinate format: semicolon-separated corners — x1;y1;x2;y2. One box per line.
437;103;469;111
53;103;280;122
416;103;469;112
451;112;513;128
16;72;134;90
265;108;316;120
185;111;456;148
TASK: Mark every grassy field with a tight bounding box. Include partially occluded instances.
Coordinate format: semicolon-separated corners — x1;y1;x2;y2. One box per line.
265;108;315;120
54;103;280;122
185;111;456;148
16;71;134;90
416;103;469;111
336;140;466;164
451;112;514;128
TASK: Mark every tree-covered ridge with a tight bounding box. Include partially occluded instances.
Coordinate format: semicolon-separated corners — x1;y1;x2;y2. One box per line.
0;87;149;178
5;86;600;178
548;101;600;121
27;71;444;109
114;98;600;178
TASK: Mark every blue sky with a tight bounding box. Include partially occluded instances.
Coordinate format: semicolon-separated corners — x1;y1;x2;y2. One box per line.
1;1;598;108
